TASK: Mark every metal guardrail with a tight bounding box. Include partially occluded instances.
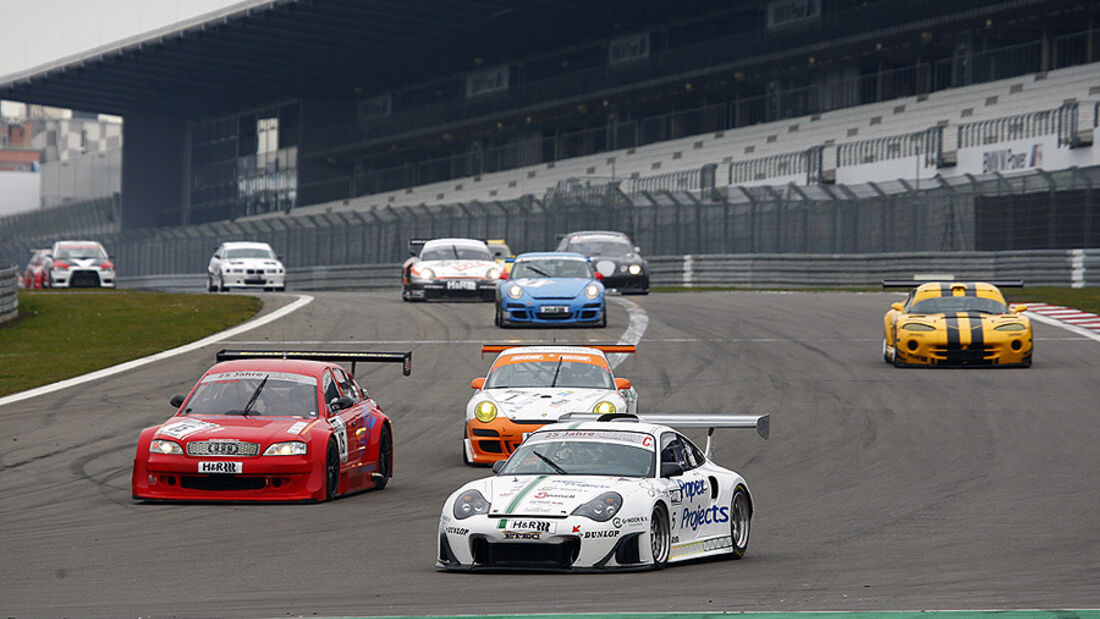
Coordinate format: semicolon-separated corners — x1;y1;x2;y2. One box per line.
0;265;19;324
115;249;1099;292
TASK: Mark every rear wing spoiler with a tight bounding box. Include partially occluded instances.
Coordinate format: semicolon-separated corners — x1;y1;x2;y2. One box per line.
215;349;412;376
882;279;1024;289
481;344;636;357
557;412;769;458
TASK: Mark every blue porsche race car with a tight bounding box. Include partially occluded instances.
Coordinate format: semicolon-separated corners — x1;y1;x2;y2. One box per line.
494;252;607;328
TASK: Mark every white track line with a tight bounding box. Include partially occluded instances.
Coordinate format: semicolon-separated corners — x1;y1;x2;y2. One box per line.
0;294;314;410
607;296;649;369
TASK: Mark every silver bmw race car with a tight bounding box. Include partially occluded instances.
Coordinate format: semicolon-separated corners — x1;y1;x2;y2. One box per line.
437;412;768;571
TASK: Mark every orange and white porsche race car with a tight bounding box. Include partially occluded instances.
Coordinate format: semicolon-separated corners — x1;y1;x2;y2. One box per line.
463;344;638;465
882;280;1032;368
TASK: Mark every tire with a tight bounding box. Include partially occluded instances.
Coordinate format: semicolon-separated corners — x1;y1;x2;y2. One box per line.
207;275;216;292
275;286;285;292
373;425;392;490
493;305;502;327
462;429;472;465
596;308;608;328
324;441;340;501
728;487;751;560
497;305;511;328
649;504;671;568
882;338;891;364
217;275;227;293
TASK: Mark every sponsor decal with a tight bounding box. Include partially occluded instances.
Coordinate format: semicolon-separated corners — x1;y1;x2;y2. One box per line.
572;525;581;533
546;479;613;489
533;491;576;500
157;419;218;439
201;371;316;386
982;144;1042;174
529;431;655;449
680;505;730;531
198;460;242;474
499;519;552;533
287;421;308;434
503;531;542;540
330;417;348;462
445;527;469;536
677;478;708;501
582;530;619;539
612;515;647;528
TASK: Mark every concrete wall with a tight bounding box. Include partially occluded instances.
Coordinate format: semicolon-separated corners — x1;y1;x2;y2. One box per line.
0;170;41;215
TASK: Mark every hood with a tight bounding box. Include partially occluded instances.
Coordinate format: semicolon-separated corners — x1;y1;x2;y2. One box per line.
154;415;314;446
417;259;497;279
477;388;619;421
512;278;594;299
484;475;642;518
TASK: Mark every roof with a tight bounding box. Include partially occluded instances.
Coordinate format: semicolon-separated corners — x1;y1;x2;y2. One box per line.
222;241;275;249
516;252;587;260
536;419;665;435
207;358;336;377
565;231;631;239
0;0;736;120
424;237;488;248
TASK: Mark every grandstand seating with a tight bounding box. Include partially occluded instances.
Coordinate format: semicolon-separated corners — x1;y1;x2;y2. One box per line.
257;61;1100;221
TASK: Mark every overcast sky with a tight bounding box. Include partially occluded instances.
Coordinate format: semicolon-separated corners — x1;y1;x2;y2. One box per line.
0;0;245;80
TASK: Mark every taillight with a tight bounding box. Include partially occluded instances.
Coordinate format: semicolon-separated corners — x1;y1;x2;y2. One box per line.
54;261;69;270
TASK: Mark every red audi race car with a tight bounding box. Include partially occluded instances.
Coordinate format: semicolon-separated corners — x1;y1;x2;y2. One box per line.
132;349;412;502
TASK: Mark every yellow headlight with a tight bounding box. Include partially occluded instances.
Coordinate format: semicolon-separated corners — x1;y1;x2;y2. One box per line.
901;322;935;331
994;322;1027;331
474;401;498;422
593;401;616;415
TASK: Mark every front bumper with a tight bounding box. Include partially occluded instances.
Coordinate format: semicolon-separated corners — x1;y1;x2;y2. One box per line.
464;417;551;464
599;273;649;294
893;332;1033;367
51;269;114;288
436;515;649;571
500;299;604;325
406;279;497;300
221;272;285;289
131;453;323;502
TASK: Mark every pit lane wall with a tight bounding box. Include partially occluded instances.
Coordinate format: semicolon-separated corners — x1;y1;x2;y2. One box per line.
115;248;1100;291
0;265;19;324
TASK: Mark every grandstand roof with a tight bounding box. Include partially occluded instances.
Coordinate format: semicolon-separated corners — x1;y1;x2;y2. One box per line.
0;0;736;120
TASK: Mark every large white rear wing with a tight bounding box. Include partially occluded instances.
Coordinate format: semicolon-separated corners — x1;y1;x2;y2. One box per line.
642;413;769;459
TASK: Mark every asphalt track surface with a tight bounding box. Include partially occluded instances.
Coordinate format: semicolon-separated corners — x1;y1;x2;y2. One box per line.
2;290;1098;618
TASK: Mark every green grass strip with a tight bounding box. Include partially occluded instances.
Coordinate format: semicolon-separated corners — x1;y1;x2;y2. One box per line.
0;290;261;397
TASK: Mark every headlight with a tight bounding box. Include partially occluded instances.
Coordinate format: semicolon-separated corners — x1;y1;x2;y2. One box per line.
584;284;600;299
419;267;435;280
263;441;308;456
150;439;183;455
486;267;501;279
507;284;524;299
901;322;935;331
628;264;642;275
593;401;616;415
994;322;1028;331
453;489;491;520
474;401;498;423
571;491;622;522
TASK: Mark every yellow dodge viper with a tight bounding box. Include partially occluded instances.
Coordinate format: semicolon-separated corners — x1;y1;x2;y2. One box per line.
882;280;1032;368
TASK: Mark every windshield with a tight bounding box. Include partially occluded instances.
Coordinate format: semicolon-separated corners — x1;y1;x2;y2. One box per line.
183;371;319;417
909;296;1008;315
54;245;107;261
485;355;614;389
567;238;632;257
421;244;492;261
225;248;276;260
500;433;655;477
511;259;592;279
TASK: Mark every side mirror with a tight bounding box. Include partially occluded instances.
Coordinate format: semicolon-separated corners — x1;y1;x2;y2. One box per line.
891;302;905;312
471;377;485;389
491;460;506;474
170;395;185;408
594;272;604;280
614;378;632;390
660;461;684;478
1011;304;1028;313
329;395;354;412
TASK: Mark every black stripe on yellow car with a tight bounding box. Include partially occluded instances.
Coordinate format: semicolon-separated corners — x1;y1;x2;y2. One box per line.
946;313;961;348
966;311;985;349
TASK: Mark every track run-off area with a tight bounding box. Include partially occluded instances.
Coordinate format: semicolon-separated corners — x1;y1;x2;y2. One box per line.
1;290;1097;618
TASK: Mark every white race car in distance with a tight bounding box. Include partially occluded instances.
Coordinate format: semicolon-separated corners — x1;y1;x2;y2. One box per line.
463;344;638;465
48;240;115;288
402;238;501;301
208;241;286;292
437;412;769;572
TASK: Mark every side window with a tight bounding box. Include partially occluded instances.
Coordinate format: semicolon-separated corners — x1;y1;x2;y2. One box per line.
682;435;706;469
660;433;689;469
333;368;361;403
322;371;340;409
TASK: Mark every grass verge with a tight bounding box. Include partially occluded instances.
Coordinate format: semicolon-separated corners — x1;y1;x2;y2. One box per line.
650;285;1100;314
0;290;261;397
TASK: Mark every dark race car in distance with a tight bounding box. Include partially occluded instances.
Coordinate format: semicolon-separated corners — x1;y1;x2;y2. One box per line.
556;231;649;294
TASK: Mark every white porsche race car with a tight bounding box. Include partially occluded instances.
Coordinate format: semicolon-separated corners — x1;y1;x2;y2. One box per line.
463;344;638;465
438;412;769;572
402;238;502;301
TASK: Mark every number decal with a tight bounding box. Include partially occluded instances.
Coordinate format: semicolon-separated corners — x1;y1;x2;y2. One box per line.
330;417;349;462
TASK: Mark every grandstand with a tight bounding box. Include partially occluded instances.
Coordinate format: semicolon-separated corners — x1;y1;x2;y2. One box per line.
1;0;1099;270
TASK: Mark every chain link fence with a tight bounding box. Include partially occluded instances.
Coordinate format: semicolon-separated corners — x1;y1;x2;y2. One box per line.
2;165;1099;277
